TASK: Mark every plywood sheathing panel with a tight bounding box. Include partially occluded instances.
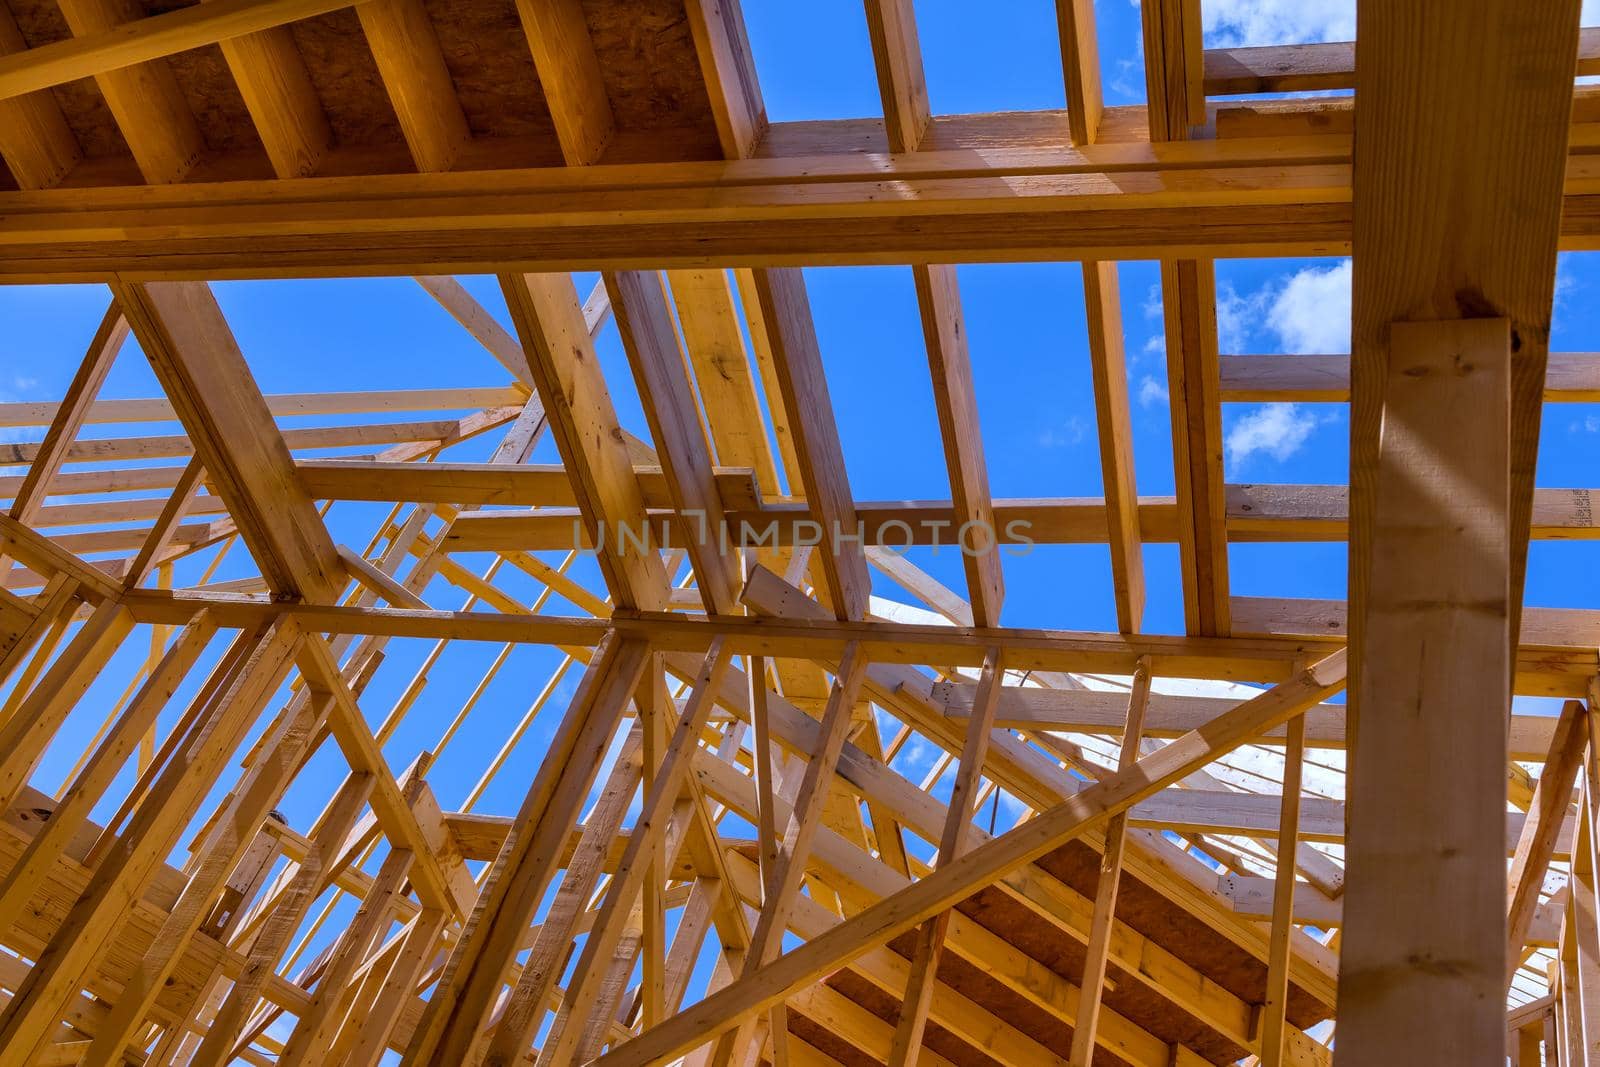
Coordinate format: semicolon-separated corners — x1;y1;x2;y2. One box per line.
584;0;720;163
956;880;1233;1063
286;6;406;152
788;1009;880;1067
421;0;554;144
825;969;1004;1067
1040;839;1332;1026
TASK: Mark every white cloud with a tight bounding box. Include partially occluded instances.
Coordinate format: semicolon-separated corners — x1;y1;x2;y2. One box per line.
1142;283;1163;321
1202;0;1355;47
1226;403;1318;464
1572;415;1600;434
1038;416;1088;449
1556;253;1583;310
1216;282;1269;353
1138;375;1168;407
1266;259;1352;354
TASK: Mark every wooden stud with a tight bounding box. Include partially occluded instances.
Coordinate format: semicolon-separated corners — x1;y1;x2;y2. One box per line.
406;635;649;1064
1068;656;1151;1065
598;651;1345;1066
888;648;1005;1064
1259;712;1307;1067
1510;700;1590;977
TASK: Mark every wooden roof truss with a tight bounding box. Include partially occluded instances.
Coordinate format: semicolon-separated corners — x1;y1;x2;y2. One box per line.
0;0;1596;1064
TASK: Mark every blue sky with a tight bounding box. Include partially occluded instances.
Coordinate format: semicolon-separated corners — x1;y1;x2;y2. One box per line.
1;0;1597;1015
1;0;1596;800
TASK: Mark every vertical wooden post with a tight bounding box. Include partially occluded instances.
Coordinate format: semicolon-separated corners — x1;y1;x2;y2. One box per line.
1341;0;1579;1057
1260;713;1307;1066
1339;318;1512;1064
1067;657;1151;1065
1567;909;1588;1066
1573;754;1600;1064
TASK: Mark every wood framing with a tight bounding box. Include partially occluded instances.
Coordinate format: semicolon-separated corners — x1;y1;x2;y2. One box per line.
0;1;1589;1063
1338;1;1582;1063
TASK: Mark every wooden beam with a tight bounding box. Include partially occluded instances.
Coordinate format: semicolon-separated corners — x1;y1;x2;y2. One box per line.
112;280;346;603
5;302;126;526
710;645;872;1064
1511;700;1590;974
1056;0;1103;144
0;385;524;429
218;16;331;180
610;269;741;614
1201;30;1600;95
1066;658;1150;1066
514;0;612;165
339;544;429;609
684;0;765;159
413;275;535;386
499;272;668;611
297;459;759;512
915;264;1003;627
0;513;122;602
1220;352;1600;404
0;138;1375;279
1141;0;1203;140
746;269;870;620
591;649;1346;1065
104;585;1600;699
888;648;1004;1064
529;644;735;1064
405;634;649;1064
1339;0;1581;1058
1082;261;1144;631
53;0;204;185
1161;259;1229;636
443;482;1600;552
862;0;929;153
0;5;79;189
1343;319;1517;1059
125;456;207;589
0;0;353;101
1259;714;1306;1067
354;0;468;173
667;268;782;496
